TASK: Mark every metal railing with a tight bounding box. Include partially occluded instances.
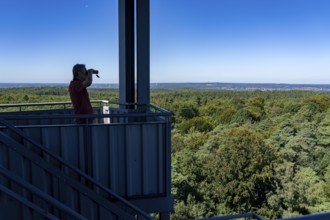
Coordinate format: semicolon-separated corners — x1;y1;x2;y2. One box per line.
0;100;105;112
0;100;171;126
0;100;171;114
0;119;155;220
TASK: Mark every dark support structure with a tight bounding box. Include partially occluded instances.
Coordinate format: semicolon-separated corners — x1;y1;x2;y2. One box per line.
119;0;151;108
137;0;150;106
1;0;171;219
119;0;135;105
117;0;172;219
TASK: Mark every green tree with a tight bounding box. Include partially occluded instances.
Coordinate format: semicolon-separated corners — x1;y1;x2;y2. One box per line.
317;112;330;147
178;117;213;134
303;95;330;111
203;128;279;215
177;104;199;120
323;165;330;199
279;166;324;217
230;108;253;124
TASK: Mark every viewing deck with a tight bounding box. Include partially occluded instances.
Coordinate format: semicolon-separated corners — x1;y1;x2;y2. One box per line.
0;101;173;219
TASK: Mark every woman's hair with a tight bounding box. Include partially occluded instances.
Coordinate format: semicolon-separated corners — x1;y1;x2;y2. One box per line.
72;64;86;79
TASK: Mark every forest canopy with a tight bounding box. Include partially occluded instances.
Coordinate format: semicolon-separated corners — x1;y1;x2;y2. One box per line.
1;87;330;219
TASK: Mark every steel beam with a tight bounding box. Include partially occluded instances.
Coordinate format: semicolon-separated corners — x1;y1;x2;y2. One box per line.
119;0;135;105
137;0;150;106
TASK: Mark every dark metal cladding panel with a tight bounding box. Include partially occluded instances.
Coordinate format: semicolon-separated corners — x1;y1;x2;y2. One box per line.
165;121;172;196
109;125;127;196
31;163;49;212
60;126;81;212
126;124;143;196
8;148;24;191
0;130;17;219
0;136;9;174
1;129;44;220
0;194;17;219
22;127;42;151
61;126;81;168
99;206;113;220
142;123;158;195
0;179;24;220
42;126;61;160
80;194;97;220
39;127;63;211
78;126;88;174
91;125;110;196
158;124;165;194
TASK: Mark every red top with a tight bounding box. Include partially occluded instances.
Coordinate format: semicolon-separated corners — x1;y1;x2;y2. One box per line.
68;79;93;123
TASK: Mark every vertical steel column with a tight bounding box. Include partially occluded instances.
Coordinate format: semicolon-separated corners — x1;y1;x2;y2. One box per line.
119;0;135;106
137;0;150;107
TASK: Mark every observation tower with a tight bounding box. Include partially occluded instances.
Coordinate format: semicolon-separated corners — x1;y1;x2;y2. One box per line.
0;0;172;219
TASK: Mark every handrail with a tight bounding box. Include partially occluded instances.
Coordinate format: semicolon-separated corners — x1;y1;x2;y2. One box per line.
0;166;87;220
0;112;170;120
0;100;105;108
148;104;172;114
0;100;172;114
0;119;155;220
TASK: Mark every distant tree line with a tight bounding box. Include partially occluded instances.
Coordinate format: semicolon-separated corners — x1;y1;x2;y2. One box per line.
0;87;119;105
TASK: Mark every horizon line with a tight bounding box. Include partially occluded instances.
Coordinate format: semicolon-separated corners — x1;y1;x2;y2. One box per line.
2;82;330;85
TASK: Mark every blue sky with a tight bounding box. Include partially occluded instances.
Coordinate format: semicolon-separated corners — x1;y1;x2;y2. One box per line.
0;0;329;84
